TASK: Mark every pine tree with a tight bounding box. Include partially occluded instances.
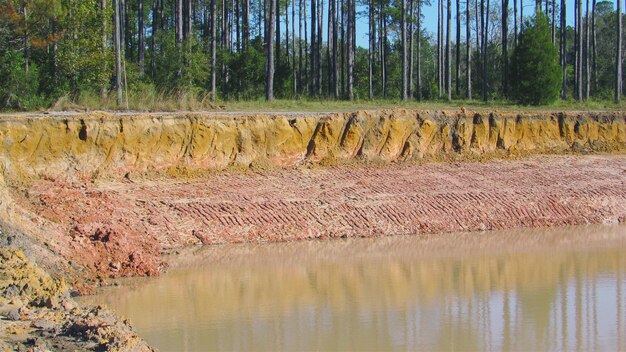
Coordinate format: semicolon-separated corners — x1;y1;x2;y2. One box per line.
138;0;145;77
616;0;622;102
511;13;561;105
266;0;275;101
210;0;217;99
446;0;451;101
466;0;471;99
503;0;509;97
560;0;566;98
114;0;123;107
402;0;408;100
455;0;460;97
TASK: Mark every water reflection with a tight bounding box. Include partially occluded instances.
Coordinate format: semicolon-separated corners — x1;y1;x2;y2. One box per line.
84;225;626;351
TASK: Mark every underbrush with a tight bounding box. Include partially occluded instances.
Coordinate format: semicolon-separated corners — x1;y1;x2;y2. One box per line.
4;90;625;113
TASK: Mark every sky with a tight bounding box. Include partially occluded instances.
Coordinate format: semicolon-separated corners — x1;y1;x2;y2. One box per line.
278;0;620;48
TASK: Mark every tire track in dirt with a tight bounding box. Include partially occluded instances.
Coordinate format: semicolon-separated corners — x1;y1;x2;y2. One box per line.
18;155;626;278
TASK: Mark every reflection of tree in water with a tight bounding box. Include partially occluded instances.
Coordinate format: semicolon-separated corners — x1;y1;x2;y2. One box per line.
87;226;626;351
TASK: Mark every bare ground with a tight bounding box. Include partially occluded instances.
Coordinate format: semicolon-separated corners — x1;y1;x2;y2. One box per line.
12;154;626;283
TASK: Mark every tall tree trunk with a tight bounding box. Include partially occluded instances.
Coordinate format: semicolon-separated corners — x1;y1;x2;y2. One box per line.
592;0;597;91
466;0;471;99
177;0;183;72
383;5;389;98
535;0;541;12
503;0;509;97
516;0;524;28
416;0;421;100
286;0;290;65
230;0;235;51
235;0;241;51
551;0;556;46
102;0;108;98
182;0;187;38
318;0;323;96
299;0;304;95
514;0;518;46
475;0;480;63
114;0;123;107
585;0;590;99
266;0;276;100
276;0;281;64
333;0;339;98
186;0;192;40
577;0;583;101
561;0;566;98
402;0;408;100
369;0;374;99
211;0;217;99
480;0;484;100
437;0;442;97
243;0;249;48
342;0;347;96
222;0;227;48
482;0;489;101
446;0;451;100
304;0;309;94
310;0;316;95
23;5;29;74
202;0;206;41
574;0;578;94
121;0;127;57
617;0;623;102
327;0;332;95
409;0;414;98
347;0;354;100
293;0;297;96
258;0;262;38
222;0;229;84
151;0;158;79
139;0;145;77
455;0;460;97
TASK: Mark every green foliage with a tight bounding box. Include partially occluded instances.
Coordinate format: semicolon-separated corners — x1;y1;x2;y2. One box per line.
510;14;562;105
0;50;44;109
222;46;266;100
55;0;110;92
0;0;622;110
153;34;209;91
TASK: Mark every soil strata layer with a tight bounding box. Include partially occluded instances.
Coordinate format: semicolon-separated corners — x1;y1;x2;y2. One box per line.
0;109;624;284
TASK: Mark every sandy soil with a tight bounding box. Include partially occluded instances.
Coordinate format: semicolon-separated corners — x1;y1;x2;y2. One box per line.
0;249;154;351
14;154;626;282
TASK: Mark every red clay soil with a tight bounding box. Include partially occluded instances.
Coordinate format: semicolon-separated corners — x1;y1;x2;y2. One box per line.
16;155;626;280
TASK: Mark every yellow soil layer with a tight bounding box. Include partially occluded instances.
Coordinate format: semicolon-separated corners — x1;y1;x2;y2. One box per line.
0;109;624;183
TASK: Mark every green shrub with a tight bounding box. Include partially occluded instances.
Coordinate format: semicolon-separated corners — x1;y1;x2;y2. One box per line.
0;50;43;110
510;13;562;105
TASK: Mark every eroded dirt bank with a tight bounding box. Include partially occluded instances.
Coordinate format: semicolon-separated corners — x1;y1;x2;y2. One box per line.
0;109;625;286
0;248;153;351
1;109;624;181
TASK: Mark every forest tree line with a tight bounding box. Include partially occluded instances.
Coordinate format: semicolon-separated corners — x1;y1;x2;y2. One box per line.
0;0;624;109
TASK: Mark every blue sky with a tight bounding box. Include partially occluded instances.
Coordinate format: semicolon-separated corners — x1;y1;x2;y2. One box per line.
280;0;619;48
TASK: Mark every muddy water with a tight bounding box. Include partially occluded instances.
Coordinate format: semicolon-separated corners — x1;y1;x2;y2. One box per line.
83;225;626;351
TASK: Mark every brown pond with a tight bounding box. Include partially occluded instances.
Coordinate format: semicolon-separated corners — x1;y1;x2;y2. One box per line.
82;224;626;351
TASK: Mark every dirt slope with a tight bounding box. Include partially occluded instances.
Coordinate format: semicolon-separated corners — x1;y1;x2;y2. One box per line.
0;109;623;182
0;109;624;288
